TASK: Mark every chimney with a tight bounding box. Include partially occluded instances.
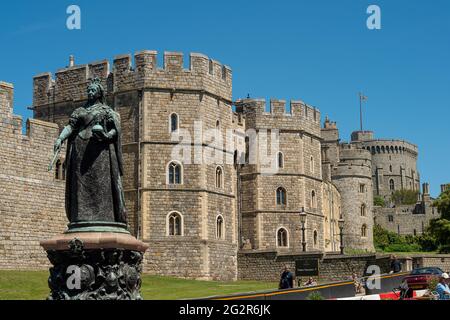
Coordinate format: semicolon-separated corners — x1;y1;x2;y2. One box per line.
422;183;430;195
69;55;75;67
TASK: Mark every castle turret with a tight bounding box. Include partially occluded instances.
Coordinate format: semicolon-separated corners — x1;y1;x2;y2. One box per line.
331;144;374;252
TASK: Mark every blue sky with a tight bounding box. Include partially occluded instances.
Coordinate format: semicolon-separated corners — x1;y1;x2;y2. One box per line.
0;0;449;196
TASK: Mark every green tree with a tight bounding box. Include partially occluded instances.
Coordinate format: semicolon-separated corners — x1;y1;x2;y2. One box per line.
374;196;386;207
390;189;419;205
428;219;450;247
432;188;450;220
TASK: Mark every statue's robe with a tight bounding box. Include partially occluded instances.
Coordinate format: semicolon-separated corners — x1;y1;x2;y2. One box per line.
64;103;127;224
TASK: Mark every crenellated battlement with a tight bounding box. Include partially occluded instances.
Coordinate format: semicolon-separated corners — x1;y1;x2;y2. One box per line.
33;51;232;107
1;81;59;142
0;81;14;116
235;98;321;137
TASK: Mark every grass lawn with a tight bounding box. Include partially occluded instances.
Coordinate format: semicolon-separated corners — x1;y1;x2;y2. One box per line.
0;270;277;300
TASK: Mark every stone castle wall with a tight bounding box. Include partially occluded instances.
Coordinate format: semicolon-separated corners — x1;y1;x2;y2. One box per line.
237;251;392;282
0;82;67;269
374;201;439;236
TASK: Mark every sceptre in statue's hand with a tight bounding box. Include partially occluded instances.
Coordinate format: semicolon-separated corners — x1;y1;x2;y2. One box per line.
48;138;63;172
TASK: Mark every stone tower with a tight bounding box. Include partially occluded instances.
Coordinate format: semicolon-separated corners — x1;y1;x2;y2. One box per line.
32;51;238;280
321;120;375;252
350;131;420;201
235;98;325;252
332;144;375;251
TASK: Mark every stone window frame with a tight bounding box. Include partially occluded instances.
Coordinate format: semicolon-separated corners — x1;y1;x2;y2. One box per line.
276;187;287;206
313;229;318;248
166;211;184;236
277;151;284;169
166;160;183;185
216;214;225;240
389;179;395;191
361;224;368;238
359;183;366;193
310;190;317;209
169;112;179;133
215;165;224;189
360;203;366;217
388;215;394;222
276;227;289;248
310;156;315;175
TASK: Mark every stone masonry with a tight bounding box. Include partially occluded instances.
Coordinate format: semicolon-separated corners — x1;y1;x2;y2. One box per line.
0;82;67;269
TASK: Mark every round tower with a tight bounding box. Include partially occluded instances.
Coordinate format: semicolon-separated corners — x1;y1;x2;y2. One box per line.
350;131;419;201
332;144;374;252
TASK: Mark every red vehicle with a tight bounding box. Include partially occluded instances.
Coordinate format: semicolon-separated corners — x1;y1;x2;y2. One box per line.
403;267;444;290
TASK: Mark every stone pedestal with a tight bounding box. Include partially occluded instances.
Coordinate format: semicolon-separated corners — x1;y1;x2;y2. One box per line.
40;232;149;300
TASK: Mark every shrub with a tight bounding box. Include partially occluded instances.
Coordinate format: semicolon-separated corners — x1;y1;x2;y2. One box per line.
374;196;386;207
390;190;419;205
417;233;439;252
438;244;450;254
307;291;324;300
383;243;422;253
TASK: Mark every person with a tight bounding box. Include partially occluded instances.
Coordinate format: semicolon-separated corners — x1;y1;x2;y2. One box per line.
303;277;317;287
52;77;127;225
351;272;363;294
390;255;402;274
436;273;450;300
279;265;294;290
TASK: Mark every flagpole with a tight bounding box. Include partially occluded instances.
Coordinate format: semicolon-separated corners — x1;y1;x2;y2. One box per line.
359;92;363;131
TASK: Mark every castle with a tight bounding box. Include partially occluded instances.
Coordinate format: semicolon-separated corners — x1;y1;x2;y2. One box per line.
0;51;439;280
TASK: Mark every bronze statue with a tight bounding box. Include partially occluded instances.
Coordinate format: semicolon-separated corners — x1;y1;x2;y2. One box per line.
51;78;127;225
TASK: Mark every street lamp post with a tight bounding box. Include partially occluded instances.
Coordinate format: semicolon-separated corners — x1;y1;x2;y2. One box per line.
338;218;345;255
299;207;307;252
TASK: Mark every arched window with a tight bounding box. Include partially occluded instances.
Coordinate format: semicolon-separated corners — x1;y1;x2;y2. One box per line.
215;166;223;189
216;120;220;131
216;215;224;239
310;156;314;174
311;190;316;208
389;165;393;173
313;230;318;247
361;224;367;238
170;113;179;133
276;187;287;206
361;204;366;217
277;228;288;247
168;161;182;185
389;179;395;191
167;212;183;236
278;152;284;169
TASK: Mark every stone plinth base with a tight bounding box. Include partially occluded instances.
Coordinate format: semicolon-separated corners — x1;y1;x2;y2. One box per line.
40;232;149;300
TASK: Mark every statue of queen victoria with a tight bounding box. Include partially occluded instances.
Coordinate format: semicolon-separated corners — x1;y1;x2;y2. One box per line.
42;78;147;300
52;78;127;229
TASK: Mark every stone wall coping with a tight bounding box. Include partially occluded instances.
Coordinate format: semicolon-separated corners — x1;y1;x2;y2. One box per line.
0;81;14;89
27;118;59;129
135;50;158;56
411;254;450;259
40;232;149;252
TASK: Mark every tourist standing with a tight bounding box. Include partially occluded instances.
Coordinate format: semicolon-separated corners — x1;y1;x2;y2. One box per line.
279;265;294;289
